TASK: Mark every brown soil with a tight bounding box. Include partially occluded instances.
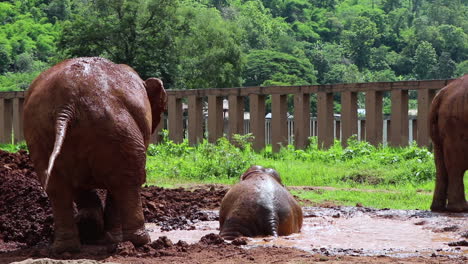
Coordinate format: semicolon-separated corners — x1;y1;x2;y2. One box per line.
0;150;466;264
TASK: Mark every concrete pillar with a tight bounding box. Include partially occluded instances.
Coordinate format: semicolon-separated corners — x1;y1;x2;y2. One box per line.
249;94;266;151
188;95;203;145
294;93;310;149
317;92;334;148
208;95;223;143
228;95;244;140
0;98;13;144
168;95;183;143
12;98;24;143
341;91;358;147
271;94;288;152
417;89;436;147
390;89;409;147
365;91;383;146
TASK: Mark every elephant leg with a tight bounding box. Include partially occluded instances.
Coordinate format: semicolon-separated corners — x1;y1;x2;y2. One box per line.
444;143;468;212
446;173;468;212
445;167;468;212
431;143;448;211
75;189;104;243
104;191;123;243
112;185;150;246
48;185;80;253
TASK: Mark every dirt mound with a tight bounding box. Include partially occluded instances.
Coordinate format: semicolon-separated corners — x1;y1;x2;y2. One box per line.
0;150;53;247
0;150;227;248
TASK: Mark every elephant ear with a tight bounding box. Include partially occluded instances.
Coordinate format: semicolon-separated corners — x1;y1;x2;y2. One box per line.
145;78;167;133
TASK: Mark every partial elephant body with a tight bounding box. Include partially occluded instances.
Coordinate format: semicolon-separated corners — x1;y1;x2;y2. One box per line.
23;57;167;252
429;74;468;212
219;166;303;240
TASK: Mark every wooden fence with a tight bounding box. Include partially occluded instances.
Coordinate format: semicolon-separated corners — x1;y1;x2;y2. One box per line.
0;79;453;151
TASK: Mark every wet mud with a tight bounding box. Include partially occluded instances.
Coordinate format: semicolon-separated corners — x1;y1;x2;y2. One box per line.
0;149;467;263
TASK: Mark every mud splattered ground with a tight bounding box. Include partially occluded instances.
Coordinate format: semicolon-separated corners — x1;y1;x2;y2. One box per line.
0;150;467;264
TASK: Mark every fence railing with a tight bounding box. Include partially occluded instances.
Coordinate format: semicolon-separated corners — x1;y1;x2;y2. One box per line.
0;79;453;151
163;79;452;151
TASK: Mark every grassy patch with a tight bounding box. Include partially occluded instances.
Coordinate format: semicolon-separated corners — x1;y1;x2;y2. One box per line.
292;188;433;210
145;132;468;210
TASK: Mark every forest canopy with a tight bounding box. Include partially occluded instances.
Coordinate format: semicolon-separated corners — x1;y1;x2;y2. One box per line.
0;0;467;91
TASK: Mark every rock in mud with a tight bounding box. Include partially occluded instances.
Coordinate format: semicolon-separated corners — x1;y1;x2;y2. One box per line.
199;233;225;245
150;236;174;249
231;237;248;246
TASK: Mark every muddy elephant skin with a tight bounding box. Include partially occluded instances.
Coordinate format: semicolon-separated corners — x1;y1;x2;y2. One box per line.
429;74;468;212
219;166;303;240
23;57;167;252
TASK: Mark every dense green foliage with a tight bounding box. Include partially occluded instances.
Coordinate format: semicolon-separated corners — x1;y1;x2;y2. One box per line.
1;0;467;91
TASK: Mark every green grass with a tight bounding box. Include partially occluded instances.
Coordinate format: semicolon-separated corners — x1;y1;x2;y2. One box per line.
5;131;467;211
291;189;433;210
144;131;468;210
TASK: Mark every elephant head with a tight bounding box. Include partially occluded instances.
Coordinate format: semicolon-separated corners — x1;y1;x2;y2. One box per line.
145;78;167;133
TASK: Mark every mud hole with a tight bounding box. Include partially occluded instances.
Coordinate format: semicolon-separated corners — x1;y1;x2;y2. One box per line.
0;150;467;263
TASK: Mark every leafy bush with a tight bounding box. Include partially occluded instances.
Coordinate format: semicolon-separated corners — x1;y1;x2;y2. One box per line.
147;130;255;180
146;133;436;186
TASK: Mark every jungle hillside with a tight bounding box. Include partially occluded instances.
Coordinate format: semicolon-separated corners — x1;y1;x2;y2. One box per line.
0;0;467;92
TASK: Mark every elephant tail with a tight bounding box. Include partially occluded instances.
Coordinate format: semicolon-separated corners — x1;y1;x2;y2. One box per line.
44;107;73;190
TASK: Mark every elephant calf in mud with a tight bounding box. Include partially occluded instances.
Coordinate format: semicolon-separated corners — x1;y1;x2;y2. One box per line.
429;74;468;212
23;57;167;253
219;166;303;239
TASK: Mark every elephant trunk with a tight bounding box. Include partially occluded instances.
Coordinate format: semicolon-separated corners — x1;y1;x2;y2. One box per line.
44;106;73;190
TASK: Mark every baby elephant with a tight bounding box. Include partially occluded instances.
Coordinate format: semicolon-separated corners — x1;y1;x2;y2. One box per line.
219;166;303;240
23;57;167;253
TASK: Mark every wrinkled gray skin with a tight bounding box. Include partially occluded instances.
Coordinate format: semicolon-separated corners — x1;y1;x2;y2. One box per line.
219;165;303;240
23;57;167;253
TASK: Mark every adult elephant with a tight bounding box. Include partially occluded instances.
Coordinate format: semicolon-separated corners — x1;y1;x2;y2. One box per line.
219;166;303;239
23;57;167;253
429;74;468;212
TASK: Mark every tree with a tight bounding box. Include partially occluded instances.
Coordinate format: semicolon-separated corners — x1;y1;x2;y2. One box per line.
413;41;437;79
173;3;243;89
231;0;289;51
434;52;456;79
323;63;362;84
455;60;468;77
0;45;10;74
59;0;179;86
342;16;379;69
243;49;317;87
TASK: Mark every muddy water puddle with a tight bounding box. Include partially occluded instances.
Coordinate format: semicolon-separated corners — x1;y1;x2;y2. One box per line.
146;206;468;258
